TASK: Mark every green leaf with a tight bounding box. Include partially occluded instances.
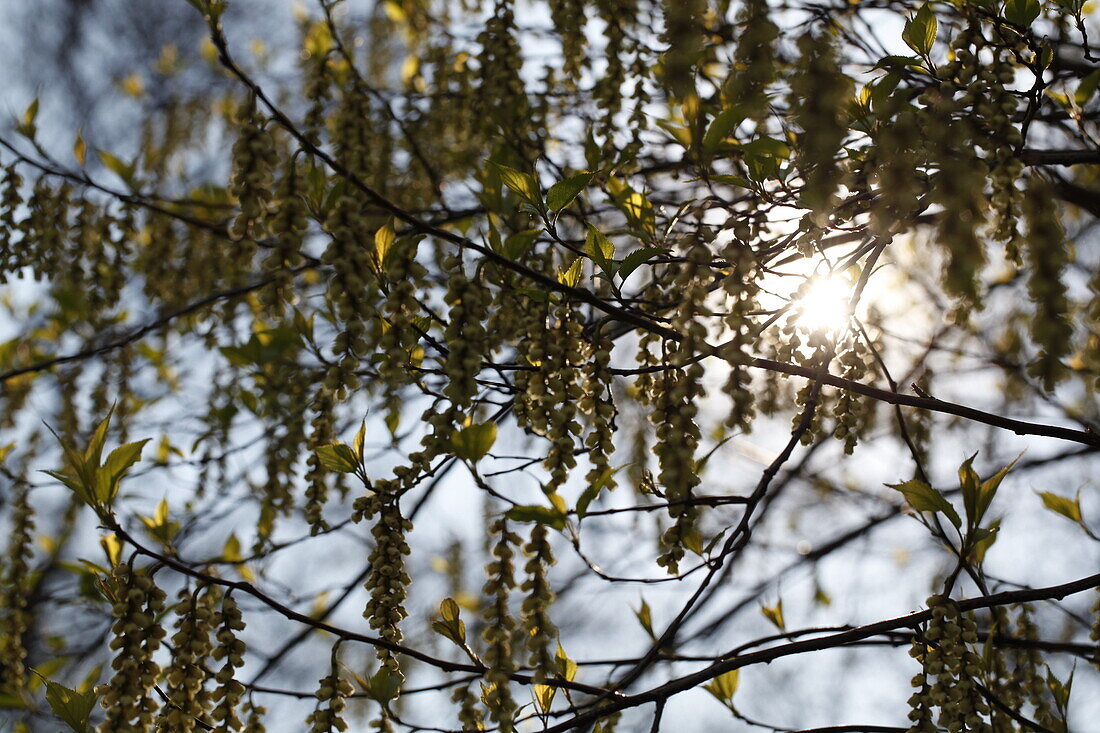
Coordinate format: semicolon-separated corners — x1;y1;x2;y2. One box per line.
958;452;981;527
95;439;150;504
1074;69;1100;105
576;464;621;519
546;171;595;212
969;521;1000;564
490;162;541;207
223;533;244;562
502;229;541;260
741;136;789;181
73;134;87;166
1038;43;1054;70
43;470;92;507
703;669;740;706
34;671;97;733
367;667;402;703
314;444;359;473
450;422;497;461
84;412;113;471
557;257;584;287
634;598;655;639
887;479;962;529
1055;0;1085;15
585;226;616;276
702;107;743;151
440;597;460;622
431;597;467;646
973;453;1020;527
17;98;39;138
902;4;937;55
533;683;556;714
741;136;790;160
1038;491;1082;524
606;177;656;237
760;600;785;631
352;420;367;461
617;246;667;282
555;643;577;681
505;504;567;530
871;55;925;71
97;151;136;187
1004;0;1042;27
709;174;753;189
870;71;903;115
373;220;395;271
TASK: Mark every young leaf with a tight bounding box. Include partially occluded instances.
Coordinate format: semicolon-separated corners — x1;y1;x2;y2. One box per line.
617;247;668;281
702;107;743;152
100;533;122;567
504;504;567;530
502;229;541;260
352;420;367;461
546;171;595;213
576;464;622;519
634;598;655;639
490;162;541;207
902;5;937;55
96;439;151;503
972;453;1020;527
223;533;244;562
558;257;584;287
373;219;395;271
367;667;402;703
431;597;467;646
17;98;39;138
555;643;578;682
703;669;740;707
314;444;359;473
585;226;616;276
98;151;137;186
887;479;962;529
1038;491;1083;524
73;134;87;166
34;671;97;733
450;421;497;461
533;683;556;714
1004;0;1042;27
760;600;785;631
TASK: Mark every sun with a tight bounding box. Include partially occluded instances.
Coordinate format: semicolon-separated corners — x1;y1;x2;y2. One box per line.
794;276;854;333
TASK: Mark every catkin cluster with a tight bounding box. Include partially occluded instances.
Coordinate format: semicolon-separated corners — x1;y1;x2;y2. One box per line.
210;594;247;732
159;586;217;732
481;518;521;731
1022;180;1072;392
0;483;34;691
720;236;759;432
832;333;876;454
580;325;617;493
356;484;413;677
304;387;337;533
542;304;586;494
790;32;850;222
520;524;558;681
228;103;278;242
654;236;711;572
322;193;378;397
305;654;354;732
907;595;990;733
98;564;167;732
